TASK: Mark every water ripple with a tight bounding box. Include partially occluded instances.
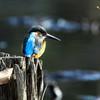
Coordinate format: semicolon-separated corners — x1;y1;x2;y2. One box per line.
45;70;100;82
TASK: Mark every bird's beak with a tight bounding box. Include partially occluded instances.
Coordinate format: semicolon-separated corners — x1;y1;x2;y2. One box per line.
46;33;61;41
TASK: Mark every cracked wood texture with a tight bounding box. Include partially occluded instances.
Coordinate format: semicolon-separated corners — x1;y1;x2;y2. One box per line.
0;52;46;100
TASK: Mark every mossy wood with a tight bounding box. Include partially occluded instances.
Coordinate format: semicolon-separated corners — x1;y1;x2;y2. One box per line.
0;52;46;100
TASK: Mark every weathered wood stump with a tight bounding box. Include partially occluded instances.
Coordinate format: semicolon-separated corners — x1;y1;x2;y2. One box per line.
0;52;47;100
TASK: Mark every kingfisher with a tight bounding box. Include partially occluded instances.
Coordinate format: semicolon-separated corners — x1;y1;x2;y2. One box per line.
22;25;61;59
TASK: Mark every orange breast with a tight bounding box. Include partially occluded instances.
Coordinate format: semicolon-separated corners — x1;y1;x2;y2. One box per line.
32;41;46;59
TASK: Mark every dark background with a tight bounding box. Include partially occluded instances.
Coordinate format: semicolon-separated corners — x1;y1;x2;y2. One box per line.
0;0;100;100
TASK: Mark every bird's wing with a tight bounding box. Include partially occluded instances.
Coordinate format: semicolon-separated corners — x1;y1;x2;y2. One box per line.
22;34;35;57
22;34;29;54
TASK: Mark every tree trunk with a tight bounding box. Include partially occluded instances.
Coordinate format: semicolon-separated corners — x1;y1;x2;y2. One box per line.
0;52;47;100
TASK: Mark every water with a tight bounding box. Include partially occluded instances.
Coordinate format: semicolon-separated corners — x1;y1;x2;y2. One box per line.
1;17;100;100
0;0;100;100
44;70;100;100
1;16;100;100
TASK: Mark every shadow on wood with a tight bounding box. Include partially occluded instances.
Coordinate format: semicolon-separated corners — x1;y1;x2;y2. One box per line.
0;52;47;100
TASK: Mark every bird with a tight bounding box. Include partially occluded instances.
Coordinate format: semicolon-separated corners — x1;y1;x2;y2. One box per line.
22;25;61;59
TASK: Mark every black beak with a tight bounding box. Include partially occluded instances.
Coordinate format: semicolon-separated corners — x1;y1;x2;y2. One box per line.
46;33;61;41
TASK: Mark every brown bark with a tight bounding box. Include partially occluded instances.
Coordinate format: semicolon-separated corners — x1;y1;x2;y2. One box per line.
0;52;47;100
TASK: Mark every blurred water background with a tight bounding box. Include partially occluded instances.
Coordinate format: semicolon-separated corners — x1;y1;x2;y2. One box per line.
1;0;100;100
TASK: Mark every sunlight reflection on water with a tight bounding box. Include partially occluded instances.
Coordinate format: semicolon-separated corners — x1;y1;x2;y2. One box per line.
45;70;100;82
77;95;100;100
5;16;100;35
0;41;8;49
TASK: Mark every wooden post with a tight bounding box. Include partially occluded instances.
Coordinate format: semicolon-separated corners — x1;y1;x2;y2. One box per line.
0;52;47;100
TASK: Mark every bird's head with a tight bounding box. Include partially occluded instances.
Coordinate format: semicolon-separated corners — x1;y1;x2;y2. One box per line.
28;25;61;41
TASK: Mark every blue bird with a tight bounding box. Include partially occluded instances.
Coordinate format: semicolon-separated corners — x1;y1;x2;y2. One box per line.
22;25;61;59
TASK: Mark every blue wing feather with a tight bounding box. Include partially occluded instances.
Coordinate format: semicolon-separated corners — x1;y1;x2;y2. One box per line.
22;34;29;54
23;33;35;57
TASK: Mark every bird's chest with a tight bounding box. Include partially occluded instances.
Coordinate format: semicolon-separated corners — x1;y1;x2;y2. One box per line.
34;38;43;54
